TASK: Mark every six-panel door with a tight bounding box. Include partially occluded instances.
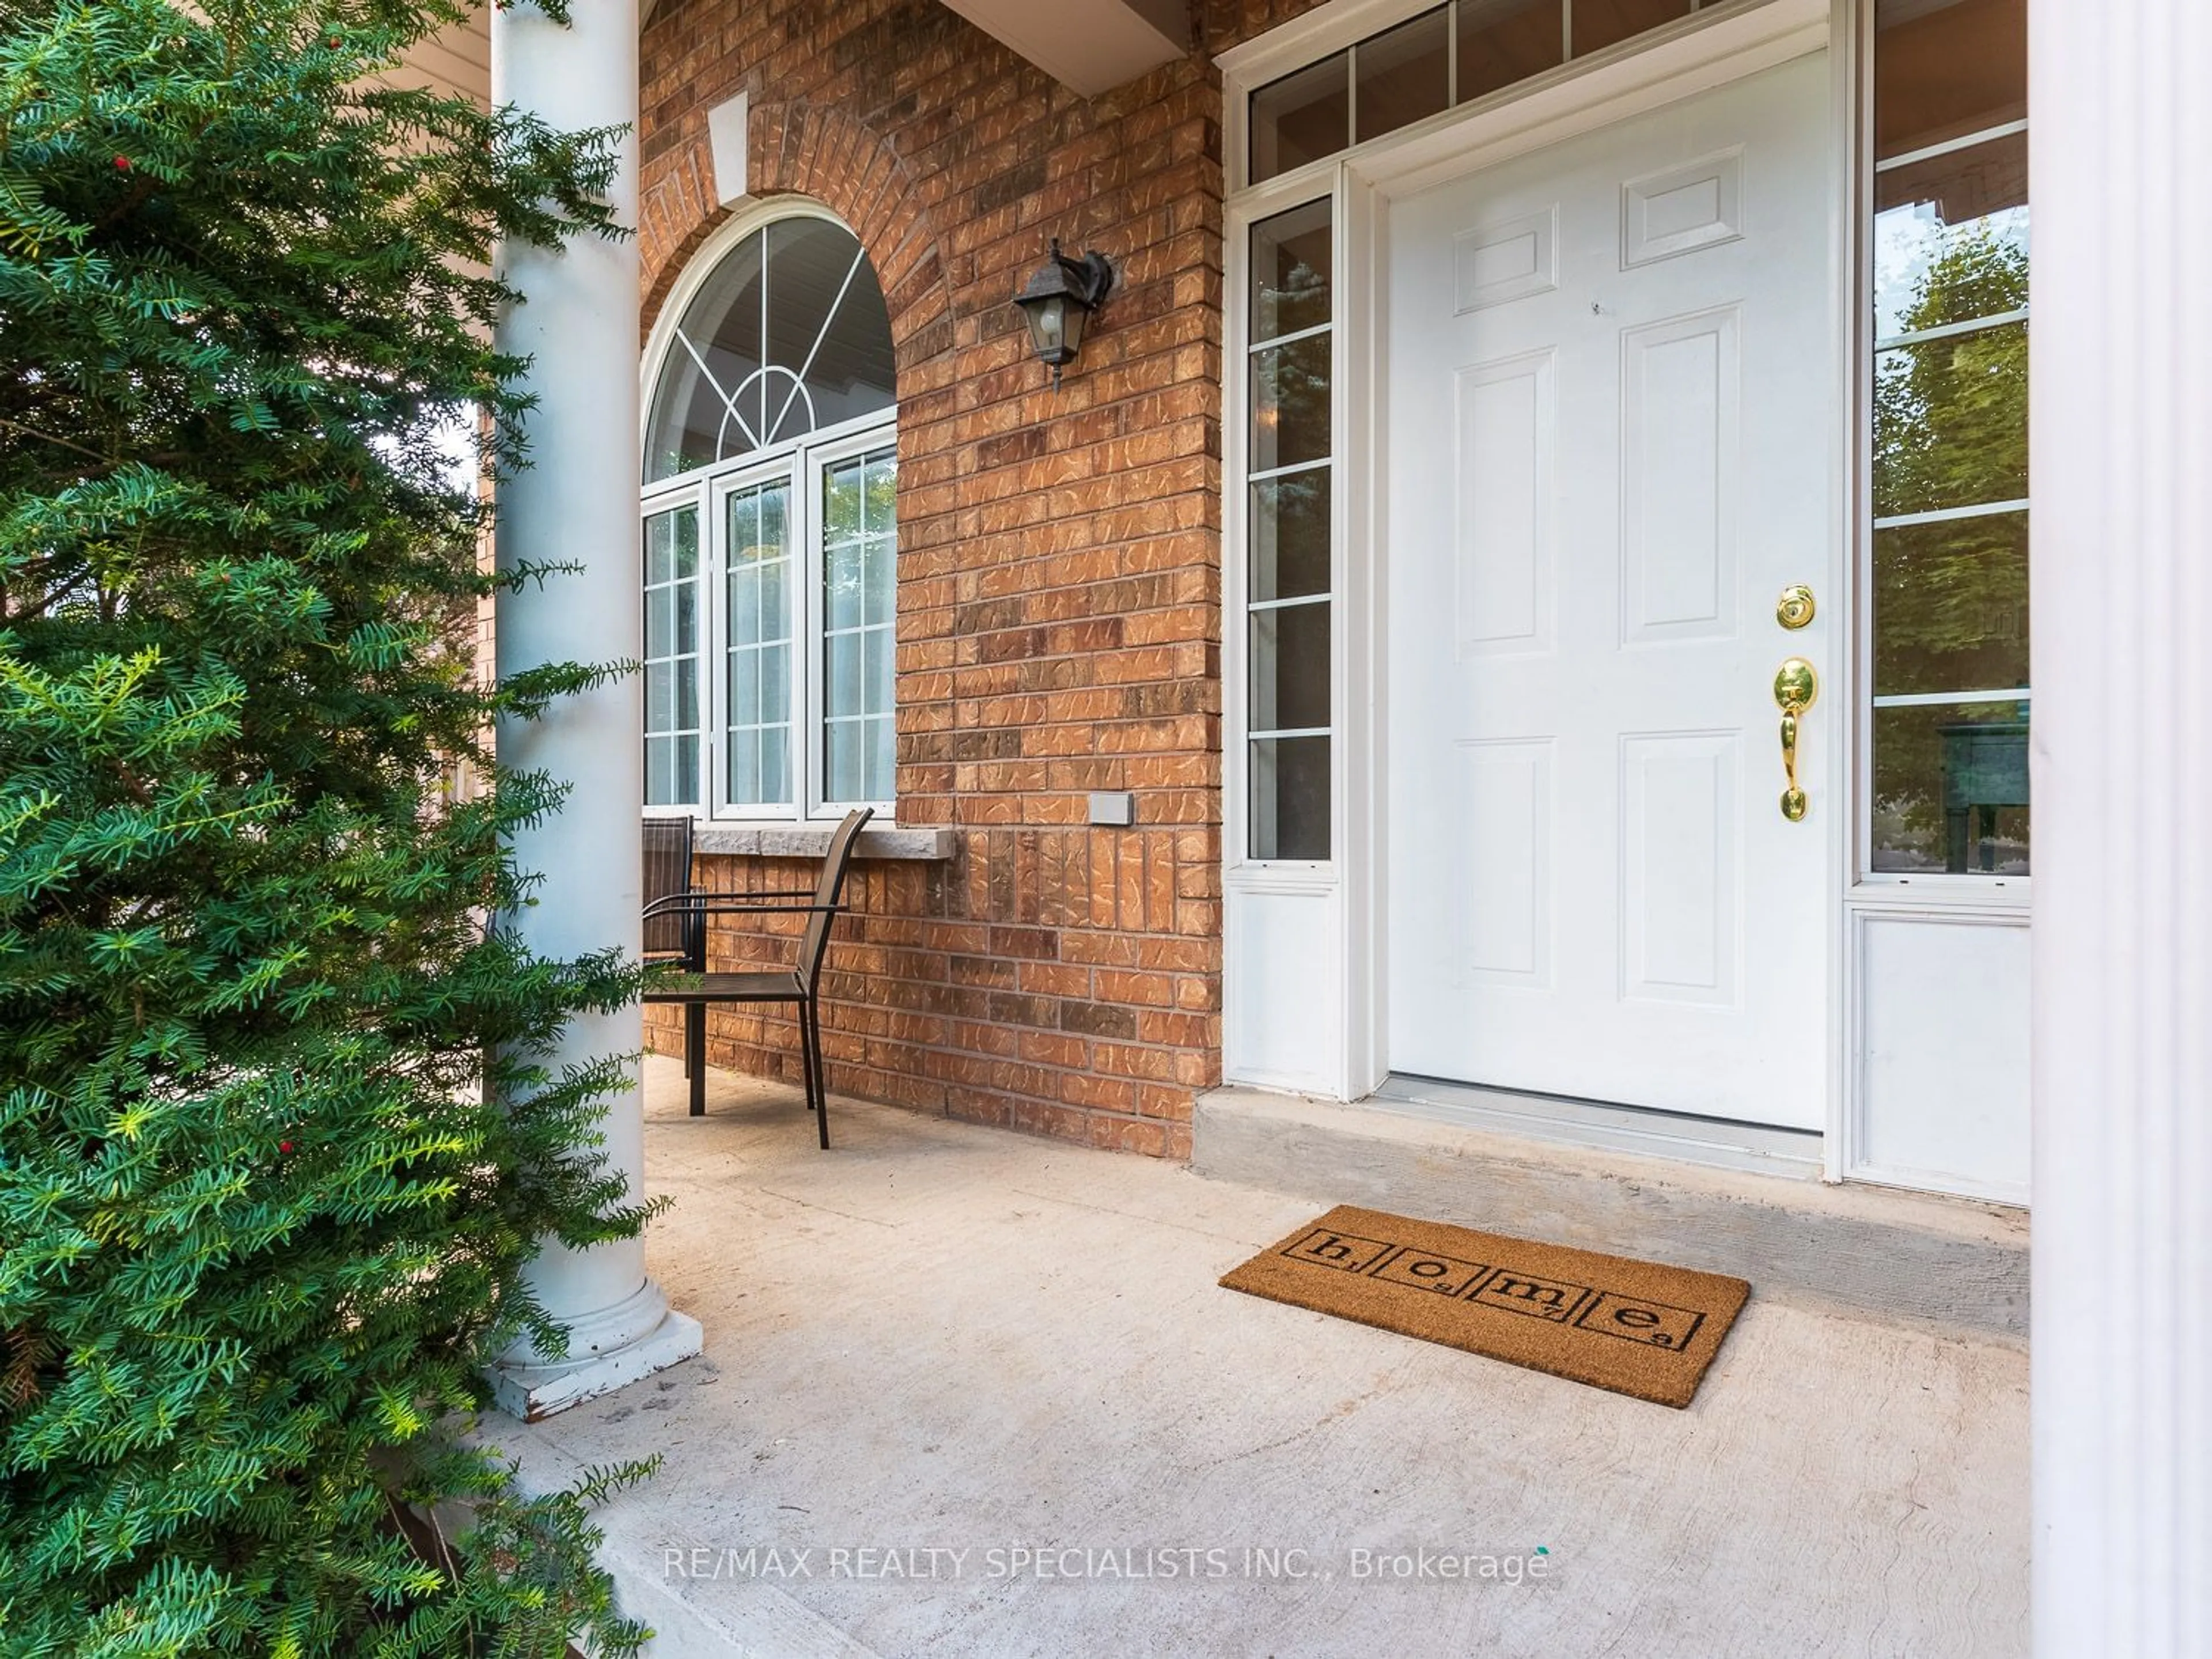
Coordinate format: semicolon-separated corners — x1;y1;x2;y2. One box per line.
1385;52;1836;1127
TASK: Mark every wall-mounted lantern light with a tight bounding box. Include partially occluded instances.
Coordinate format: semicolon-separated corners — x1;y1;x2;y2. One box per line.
1013;238;1113;389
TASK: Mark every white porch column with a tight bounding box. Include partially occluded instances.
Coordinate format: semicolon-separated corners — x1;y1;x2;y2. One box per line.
487;0;700;1421
2031;2;2212;1653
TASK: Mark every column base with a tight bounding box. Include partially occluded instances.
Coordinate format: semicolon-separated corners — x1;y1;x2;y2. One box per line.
490;1281;704;1422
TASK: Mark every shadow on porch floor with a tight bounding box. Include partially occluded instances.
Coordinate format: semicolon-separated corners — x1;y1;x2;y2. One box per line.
495;1057;2027;1658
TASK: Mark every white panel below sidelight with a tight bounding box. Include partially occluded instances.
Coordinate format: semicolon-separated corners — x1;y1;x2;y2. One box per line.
1225;884;1342;1094
1853;911;2031;1203
1455;351;1555;656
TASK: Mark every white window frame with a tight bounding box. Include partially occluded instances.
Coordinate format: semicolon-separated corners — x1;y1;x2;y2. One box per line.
638;202;899;826
801;422;900;821
706;454;802;820
1850;87;2034;901
1230;185;1346;877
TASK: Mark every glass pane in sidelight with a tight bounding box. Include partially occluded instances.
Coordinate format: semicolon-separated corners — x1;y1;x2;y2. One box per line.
1875;132;2028;340
1457;0;1564;103
1874;321;2028;519
1355;6;1450;143
1252;334;1332;473
1872;700;2031;874
1251;199;1333;343
1250;601;1331;734
1571;0;1692;58
1251;52;1350;184
1874;510;2029;699
1251;469;1332;603
1875;0;2025;162
1251;736;1332;861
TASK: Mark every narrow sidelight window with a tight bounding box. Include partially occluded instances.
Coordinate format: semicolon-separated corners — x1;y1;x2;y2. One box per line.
1247;199;1336;861
1868;0;2030;874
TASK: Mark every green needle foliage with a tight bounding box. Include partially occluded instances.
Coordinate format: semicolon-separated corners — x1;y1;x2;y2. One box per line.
0;1;664;1651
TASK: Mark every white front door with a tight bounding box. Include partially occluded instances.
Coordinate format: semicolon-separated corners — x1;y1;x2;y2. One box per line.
1386;52;1836;1127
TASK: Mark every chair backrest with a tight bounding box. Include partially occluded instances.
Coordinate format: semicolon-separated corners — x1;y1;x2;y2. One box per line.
797;808;874;991
641;816;697;963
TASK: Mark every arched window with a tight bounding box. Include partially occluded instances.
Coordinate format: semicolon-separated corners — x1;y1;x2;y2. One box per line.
640;210;897;819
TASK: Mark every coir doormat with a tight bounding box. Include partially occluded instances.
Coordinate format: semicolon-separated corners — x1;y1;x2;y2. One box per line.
1220;1205;1748;1409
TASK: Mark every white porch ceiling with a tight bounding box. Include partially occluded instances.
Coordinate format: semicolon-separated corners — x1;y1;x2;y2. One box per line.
632;0;1189;98
933;0;1190;96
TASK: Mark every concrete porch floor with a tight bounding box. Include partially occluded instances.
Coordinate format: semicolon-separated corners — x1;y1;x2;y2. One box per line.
497;1058;2028;1658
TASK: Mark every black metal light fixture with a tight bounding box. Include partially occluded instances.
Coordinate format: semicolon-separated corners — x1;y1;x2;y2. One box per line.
1013;238;1113;389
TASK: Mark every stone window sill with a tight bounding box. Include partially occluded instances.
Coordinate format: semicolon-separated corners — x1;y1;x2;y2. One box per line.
688;823;958;861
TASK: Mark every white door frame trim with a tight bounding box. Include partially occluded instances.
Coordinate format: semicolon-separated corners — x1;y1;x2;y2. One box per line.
1224;0;1840;1117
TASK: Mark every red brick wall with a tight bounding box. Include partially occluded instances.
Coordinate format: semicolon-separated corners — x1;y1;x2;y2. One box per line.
637;0;1319;1157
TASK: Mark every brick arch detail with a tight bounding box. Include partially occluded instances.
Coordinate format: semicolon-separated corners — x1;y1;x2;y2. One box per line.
641;100;956;372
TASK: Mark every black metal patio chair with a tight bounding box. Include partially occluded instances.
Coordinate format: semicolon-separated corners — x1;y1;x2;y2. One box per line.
641;807;874;1146
641;815;706;1094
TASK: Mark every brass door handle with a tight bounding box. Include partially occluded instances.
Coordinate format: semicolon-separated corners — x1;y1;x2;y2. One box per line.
1774;658;1817;821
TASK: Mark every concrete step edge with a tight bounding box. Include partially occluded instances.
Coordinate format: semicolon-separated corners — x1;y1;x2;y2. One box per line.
1192;1086;2029;1343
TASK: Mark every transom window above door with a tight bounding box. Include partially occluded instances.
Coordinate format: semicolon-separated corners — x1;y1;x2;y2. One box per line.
1246;0;1735;184
641;210;898;822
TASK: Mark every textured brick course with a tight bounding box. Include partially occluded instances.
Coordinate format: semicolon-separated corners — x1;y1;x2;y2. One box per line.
637;0;1323;1158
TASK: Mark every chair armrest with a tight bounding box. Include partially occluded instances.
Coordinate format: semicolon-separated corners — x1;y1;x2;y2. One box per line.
690;901;840;916
643;893;843;921
643;891;824;919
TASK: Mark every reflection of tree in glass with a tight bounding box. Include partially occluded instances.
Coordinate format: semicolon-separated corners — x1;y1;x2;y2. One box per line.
1255;468;1330;600
1874;229;2027;517
1254;228;1333;471
1872;229;2031;867
1264;251;1331;337
1257;333;1332;471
